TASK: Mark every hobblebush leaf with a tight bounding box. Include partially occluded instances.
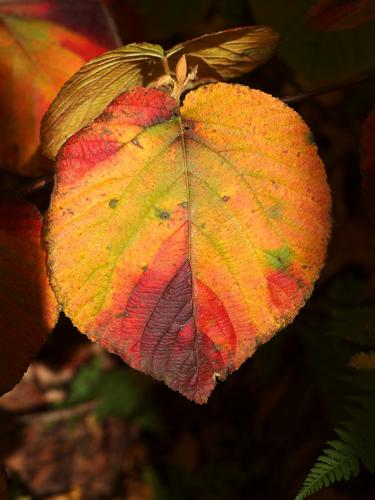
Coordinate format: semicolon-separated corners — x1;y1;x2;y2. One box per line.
309;0;375;31
41;26;279;160
0;197;59;396
45;83;331;403
0;0;119;176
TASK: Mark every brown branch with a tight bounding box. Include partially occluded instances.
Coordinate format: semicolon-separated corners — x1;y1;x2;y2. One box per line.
282;69;375;105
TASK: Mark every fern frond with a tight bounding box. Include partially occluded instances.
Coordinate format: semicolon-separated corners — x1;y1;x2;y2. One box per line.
349;351;375;371
295;433;360;500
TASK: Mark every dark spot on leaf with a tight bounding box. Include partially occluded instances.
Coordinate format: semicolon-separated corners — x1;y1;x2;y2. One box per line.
182;119;194;132
306;131;315;144
109;199;119;209
142;265;148;272
255;337;263;347
155;208;170;220
222;195;230;202
101;111;113;121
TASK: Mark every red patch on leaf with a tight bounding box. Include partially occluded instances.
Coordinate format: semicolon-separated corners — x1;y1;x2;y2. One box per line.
267;268;306;314
92;222;236;403
105;87;178;128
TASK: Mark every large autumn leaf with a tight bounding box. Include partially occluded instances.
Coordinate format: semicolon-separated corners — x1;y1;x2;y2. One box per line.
45;83;331;403
309;0;375;31
41;26;278;160
361;106;375;221
0;197;58;395
0;0;119;176
250;0;375;83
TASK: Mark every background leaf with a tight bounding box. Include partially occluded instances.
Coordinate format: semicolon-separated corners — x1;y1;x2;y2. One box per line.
0;0;119;176
0;197;58;396
250;0;375;83
309;0;375;31
45;83;330;403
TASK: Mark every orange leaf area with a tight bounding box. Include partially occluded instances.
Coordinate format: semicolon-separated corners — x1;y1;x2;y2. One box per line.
0;197;58;395
361;106;375;222
0;0;118;176
309;0;375;31
46;83;331;403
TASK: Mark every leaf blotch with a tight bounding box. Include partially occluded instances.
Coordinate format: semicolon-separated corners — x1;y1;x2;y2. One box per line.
155;208;170;220
306;131;315;144
109;199;119;209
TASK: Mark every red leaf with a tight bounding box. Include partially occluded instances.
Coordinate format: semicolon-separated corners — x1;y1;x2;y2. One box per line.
0;197;59;395
309;0;375;31
0;0;120;176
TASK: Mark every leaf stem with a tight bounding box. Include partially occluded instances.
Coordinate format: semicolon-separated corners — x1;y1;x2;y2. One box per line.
282;69;375;105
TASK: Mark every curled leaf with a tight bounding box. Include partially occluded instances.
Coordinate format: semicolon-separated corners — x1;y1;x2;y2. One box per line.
41;42;166;160
41;26;279;160
309;0;375;31
0;197;59;396
0;0;119;176
45;83;330;403
166;25;279;80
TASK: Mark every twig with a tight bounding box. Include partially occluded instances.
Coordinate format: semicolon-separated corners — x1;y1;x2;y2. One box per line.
17;174;54;196
15;401;97;426
282;70;375;104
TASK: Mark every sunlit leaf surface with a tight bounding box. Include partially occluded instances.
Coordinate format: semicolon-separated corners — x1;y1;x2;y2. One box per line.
46;83;331;402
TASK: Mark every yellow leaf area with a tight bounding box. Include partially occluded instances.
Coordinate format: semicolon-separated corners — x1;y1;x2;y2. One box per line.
349;351;375;371
0;14;108;176
0;197;58;396
46;83;331;403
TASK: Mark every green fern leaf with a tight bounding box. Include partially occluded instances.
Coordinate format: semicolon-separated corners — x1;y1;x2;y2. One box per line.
295;435;360;500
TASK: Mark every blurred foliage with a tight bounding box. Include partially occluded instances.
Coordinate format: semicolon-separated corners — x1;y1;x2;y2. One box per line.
65;357;160;432
295;275;375;497
250;0;375;83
